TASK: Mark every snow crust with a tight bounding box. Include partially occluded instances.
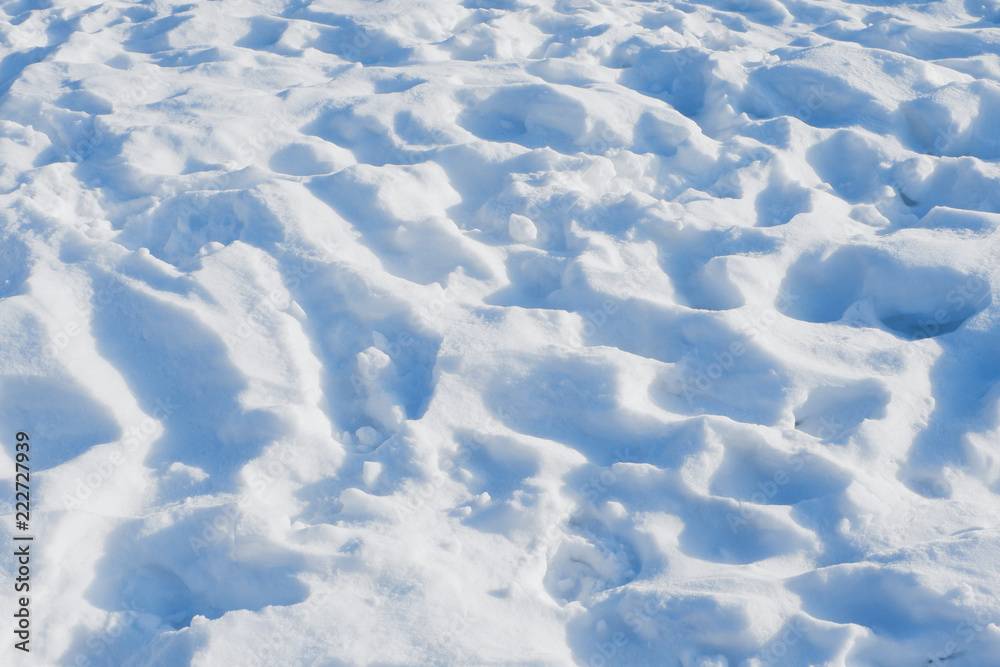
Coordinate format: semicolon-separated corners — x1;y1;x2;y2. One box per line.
2;0;1000;664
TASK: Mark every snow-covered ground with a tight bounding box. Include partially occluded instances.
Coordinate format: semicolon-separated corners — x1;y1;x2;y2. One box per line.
2;0;1000;664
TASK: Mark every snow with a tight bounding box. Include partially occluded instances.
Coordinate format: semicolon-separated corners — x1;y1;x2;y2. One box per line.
1;0;1000;664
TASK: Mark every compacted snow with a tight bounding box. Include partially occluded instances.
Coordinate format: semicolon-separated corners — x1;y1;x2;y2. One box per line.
2;0;1000;664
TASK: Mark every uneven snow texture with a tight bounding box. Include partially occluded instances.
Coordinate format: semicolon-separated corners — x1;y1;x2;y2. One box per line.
2;0;1000;664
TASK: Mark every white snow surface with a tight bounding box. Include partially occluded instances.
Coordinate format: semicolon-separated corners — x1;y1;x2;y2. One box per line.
2;0;1000;664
